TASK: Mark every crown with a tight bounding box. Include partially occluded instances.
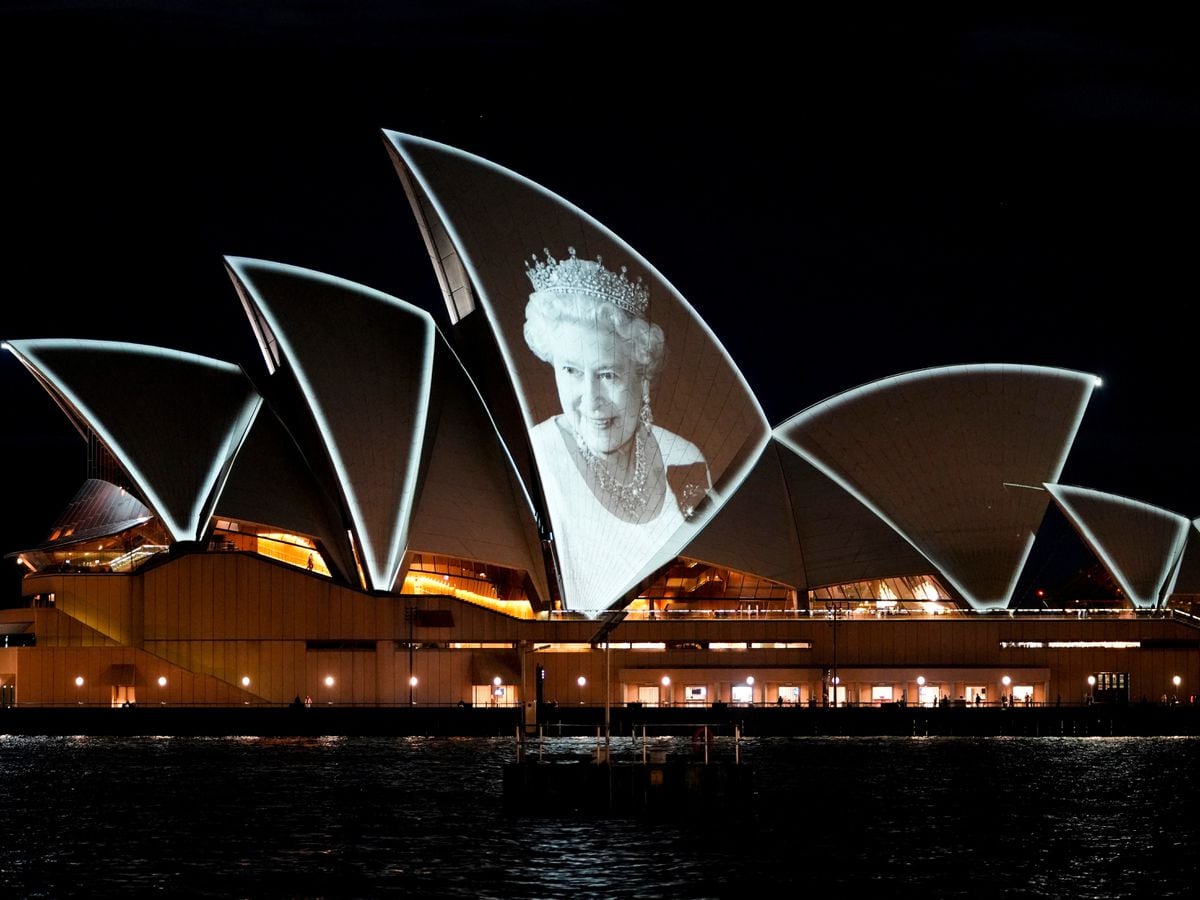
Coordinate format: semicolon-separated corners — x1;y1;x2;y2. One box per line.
525;247;649;318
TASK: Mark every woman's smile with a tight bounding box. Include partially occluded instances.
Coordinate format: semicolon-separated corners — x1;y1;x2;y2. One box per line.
552;321;642;455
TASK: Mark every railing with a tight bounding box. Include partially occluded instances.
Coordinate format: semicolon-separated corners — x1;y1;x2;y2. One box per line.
543;607;1191;623
515;721;746;765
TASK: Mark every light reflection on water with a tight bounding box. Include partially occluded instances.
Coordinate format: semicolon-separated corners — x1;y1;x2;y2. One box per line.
0;734;1196;898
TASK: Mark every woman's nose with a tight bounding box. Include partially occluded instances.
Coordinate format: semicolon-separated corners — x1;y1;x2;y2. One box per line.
582;376;607;410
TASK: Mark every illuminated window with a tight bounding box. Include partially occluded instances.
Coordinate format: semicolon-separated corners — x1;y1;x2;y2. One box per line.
811;575;953;604
403;553;534;618
750;642;812;649
211;518;331;576
472;683;516;707
636;558;796;608
1002;641;1141;649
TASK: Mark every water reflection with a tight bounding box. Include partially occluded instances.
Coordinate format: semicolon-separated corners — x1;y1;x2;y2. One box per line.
0;735;1195;897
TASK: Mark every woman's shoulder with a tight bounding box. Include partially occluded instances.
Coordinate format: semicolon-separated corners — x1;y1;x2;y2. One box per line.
650;425;706;468
530;415;567;443
530;415;574;461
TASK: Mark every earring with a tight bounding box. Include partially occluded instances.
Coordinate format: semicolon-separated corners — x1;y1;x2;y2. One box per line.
639;382;653;428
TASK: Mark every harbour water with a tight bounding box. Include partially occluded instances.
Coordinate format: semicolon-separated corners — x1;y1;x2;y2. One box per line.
1;733;1196;898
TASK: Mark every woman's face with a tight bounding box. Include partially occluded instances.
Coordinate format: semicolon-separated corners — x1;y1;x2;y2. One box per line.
551;318;642;455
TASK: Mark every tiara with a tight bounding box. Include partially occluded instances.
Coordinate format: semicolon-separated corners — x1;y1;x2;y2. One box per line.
525;247;649;318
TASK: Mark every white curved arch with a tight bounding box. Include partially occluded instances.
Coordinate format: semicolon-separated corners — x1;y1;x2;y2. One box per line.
1045;483;1190;608
775;363;1098;609
5;339;260;543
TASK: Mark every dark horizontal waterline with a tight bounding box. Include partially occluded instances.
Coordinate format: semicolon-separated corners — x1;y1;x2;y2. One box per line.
1;704;1198;738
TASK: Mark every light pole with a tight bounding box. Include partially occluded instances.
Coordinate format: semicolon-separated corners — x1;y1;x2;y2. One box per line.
917;675;926;707
1172;675;1182;704
520;642;551;736
1087;675;1096;705
577;675;586;705
660;675;670;707
324;674;335;705
1001;675;1011;707
405;605;416;705
831;602;838;708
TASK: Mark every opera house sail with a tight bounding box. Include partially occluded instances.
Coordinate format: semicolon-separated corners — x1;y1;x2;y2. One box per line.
385;133;772;613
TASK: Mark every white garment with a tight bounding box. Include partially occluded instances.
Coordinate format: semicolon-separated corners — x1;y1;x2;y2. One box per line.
530;416;709;612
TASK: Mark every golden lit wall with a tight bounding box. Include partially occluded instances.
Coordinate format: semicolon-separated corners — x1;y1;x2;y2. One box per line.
23;573;139;645
0;646;260;707
137;553;537;704
13;553;1200;707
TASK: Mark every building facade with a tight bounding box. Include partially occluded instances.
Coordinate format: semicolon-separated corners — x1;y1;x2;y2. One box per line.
3;134;1198;714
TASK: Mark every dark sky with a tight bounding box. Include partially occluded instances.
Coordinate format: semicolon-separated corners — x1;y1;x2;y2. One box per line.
2;5;1198;598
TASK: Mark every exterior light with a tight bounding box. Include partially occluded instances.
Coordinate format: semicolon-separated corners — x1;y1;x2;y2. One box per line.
241;676;251;687
1001;675;1011;687
494;676;502;687
1173;675;1182;687
157;676;167;687
409;675;418;687
577;676;586;688
746;676;754;685
74;676;84;687
661;676;670;687
1087;675;1096;686
917;675;925;686
324;675;335;687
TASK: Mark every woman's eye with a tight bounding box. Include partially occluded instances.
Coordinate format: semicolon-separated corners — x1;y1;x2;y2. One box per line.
598;371;619;382
560;364;581;377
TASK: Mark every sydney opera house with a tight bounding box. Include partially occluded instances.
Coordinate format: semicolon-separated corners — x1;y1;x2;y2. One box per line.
2;133;1198;716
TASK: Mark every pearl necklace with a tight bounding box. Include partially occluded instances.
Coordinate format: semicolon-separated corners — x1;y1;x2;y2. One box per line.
575;426;649;516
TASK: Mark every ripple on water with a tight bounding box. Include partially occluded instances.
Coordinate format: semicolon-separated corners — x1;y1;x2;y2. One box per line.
0;734;1196;898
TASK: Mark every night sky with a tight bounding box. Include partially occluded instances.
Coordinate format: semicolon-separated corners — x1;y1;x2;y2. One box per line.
2;5;1197;601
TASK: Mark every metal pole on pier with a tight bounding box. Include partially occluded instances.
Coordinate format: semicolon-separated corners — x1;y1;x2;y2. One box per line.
588;610;628;811
605;638;611;763
588;610;628;759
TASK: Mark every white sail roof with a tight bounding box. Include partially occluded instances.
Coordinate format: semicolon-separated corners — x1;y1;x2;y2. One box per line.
1045;484;1190;608
776;364;1097;609
5;339;260;543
